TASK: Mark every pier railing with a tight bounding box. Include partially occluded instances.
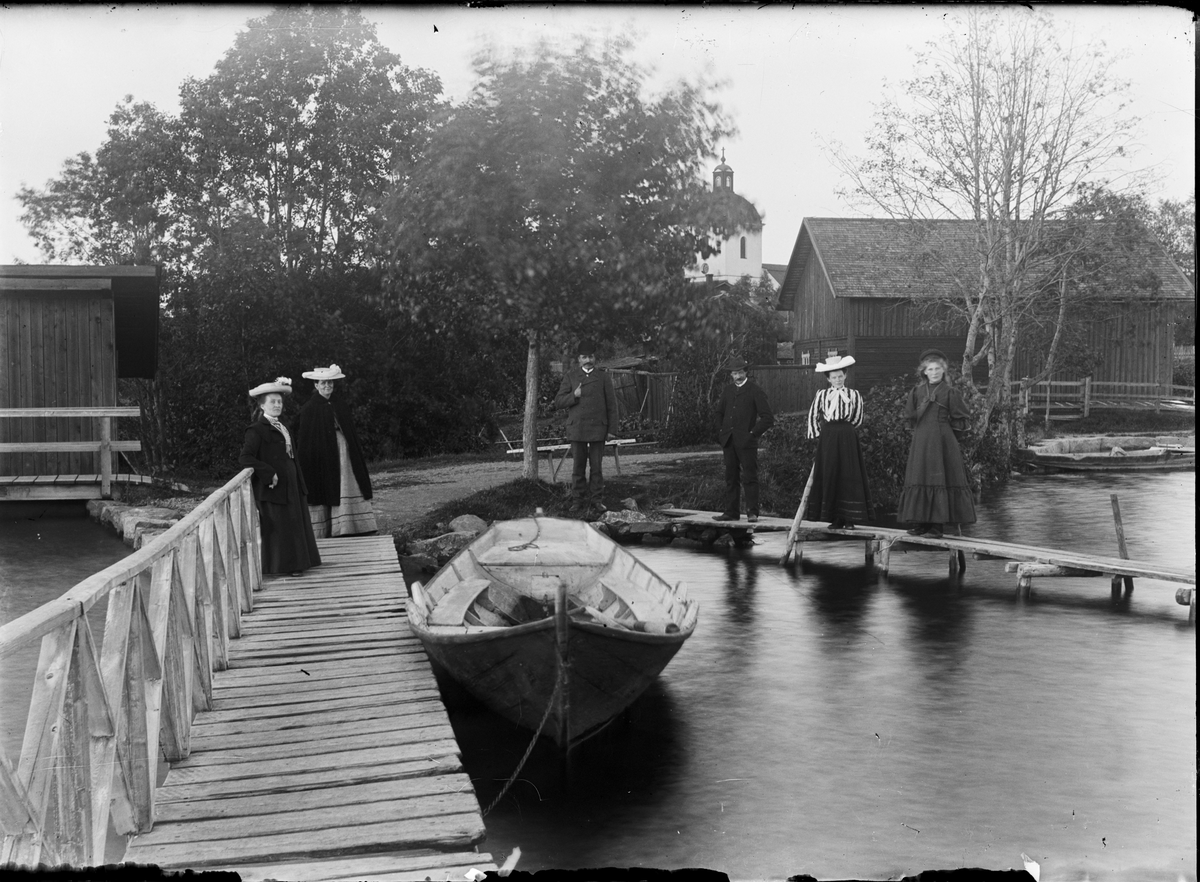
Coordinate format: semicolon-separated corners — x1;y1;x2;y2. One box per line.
0;469;260;868
0;407;142;498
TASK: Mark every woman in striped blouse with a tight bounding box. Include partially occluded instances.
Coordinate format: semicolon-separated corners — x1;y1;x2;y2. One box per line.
805;355;873;530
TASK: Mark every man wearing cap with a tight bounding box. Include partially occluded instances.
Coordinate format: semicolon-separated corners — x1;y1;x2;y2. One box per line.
713;357;774;522
554;340;619;513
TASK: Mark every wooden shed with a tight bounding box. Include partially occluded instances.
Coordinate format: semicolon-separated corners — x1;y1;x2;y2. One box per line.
775;218;1194;398
0;265;160;483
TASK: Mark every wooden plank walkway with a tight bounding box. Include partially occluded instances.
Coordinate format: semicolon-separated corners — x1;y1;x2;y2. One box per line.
123;536;497;881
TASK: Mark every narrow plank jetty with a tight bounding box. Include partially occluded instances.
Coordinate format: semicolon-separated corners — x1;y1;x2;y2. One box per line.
122;536;496;879
658;508;1196;620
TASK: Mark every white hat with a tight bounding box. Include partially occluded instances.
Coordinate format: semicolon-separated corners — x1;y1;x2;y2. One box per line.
815;355;856;373
248;377;293;398
302;364;346;381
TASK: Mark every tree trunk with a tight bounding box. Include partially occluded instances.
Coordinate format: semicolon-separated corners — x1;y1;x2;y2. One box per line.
522;329;541;481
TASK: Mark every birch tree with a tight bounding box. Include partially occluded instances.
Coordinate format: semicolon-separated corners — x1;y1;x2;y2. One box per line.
829;8;1138;433
382;34;747;479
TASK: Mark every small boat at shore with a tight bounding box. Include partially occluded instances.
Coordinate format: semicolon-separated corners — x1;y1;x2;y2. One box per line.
1016;434;1195;472
408;516;698;747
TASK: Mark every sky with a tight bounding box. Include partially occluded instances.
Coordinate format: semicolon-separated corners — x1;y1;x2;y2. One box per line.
0;4;1194;267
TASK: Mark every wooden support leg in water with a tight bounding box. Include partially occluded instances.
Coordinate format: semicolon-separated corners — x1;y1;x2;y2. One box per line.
948;548;966;581
864;540;875;568
1110;494;1135;595
876;538;894;579
779;464;816;566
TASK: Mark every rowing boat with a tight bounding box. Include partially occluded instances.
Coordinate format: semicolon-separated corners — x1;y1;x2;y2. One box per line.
409;516;698;747
1017;434;1195;472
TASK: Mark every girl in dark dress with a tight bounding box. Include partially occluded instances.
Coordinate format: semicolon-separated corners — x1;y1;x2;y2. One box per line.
896;350;977;539
239;378;321;576
805;355;873;529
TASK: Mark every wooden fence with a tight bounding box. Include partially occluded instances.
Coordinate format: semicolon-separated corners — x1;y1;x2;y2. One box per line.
0;407;141;497
1014;379;1197;420
0;469;260;868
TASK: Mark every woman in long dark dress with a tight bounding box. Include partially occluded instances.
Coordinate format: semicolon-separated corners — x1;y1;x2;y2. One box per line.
239;377;321;576
294;364;377;537
896;350;977;539
805;355;873;529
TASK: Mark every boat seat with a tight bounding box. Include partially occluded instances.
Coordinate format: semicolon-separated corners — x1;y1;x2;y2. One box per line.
430;578;493;626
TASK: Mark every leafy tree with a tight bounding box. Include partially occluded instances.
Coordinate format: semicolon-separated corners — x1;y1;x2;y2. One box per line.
17;7;458;475
828;7;1138;438
18;97;183;265
176;6;444;275
381;34;748;478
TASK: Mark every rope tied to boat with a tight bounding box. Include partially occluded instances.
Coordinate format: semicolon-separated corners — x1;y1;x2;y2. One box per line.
507;516;543;553
481;676;561;817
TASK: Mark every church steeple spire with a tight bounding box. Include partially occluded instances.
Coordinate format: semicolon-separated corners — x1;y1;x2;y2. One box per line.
713;149;733;192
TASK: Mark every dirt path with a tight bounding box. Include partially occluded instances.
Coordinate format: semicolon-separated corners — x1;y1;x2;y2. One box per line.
368;449;722;531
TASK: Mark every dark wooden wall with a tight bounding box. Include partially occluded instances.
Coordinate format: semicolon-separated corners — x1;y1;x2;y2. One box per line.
1;287;117;475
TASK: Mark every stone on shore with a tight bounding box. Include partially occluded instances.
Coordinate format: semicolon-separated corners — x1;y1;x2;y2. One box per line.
448;514;488;536
409;531;477;563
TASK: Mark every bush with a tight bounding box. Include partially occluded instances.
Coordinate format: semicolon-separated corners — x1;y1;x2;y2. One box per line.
1173;356;1195;388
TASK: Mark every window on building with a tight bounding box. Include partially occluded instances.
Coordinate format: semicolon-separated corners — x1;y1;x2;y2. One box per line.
800;351;811;366
827;348;839;359
740;236;746;259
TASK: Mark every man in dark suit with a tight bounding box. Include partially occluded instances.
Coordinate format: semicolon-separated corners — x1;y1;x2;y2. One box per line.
554;339;619;512
714;357;774;522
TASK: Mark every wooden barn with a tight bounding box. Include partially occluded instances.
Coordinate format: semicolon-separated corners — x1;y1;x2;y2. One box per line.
775;217;1194;399
0;265;160;496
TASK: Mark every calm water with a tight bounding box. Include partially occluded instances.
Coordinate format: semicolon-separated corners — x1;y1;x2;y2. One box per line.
450;472;1196;880
0;476;1194;880
0;503;130;761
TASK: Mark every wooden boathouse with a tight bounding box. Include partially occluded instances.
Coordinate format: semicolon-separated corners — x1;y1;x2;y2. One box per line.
0;470;497;878
0;265;159;499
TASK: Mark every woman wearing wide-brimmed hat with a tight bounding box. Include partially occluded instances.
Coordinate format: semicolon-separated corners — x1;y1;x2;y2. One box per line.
239;377;322;575
293;364;377;537
896;349;976;539
805;355;873;530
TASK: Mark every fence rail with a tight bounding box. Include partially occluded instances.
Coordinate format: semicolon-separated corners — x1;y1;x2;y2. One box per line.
1011;379;1197;419
0;469;260;867
0;407;142;497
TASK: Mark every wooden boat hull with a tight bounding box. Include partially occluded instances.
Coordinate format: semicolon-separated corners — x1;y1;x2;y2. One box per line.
408;517;698;746
1016;449;1195;472
416;616;691;743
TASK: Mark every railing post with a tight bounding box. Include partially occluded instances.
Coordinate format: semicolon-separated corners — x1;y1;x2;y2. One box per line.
99;416;113;498
1083;377;1091;418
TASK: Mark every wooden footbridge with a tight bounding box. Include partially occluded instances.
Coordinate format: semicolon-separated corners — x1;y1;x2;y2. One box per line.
659;509;1197;621
0;470;497;879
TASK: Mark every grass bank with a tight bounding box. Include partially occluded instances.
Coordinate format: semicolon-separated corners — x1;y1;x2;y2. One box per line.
391;460;729;551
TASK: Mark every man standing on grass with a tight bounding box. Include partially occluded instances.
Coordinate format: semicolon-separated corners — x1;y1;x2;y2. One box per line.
555;339;619;514
713;357;774;523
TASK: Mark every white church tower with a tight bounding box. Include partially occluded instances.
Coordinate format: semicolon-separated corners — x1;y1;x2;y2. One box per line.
686;151;764;284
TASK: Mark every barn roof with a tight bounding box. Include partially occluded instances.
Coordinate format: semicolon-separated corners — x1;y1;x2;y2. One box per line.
0;265;160;377
776;217;1195;310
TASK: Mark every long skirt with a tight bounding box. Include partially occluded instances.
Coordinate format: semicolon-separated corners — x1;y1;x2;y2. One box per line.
897;419;977;526
806;422;873;524
259;459;322;575
308;431;378;538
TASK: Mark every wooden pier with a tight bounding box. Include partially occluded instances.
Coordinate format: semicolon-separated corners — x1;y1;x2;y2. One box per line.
121;536;495;879
658;509;1196;620
1;470;496;879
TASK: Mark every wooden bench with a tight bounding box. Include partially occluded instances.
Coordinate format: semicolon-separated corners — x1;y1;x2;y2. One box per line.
505;438;637;481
